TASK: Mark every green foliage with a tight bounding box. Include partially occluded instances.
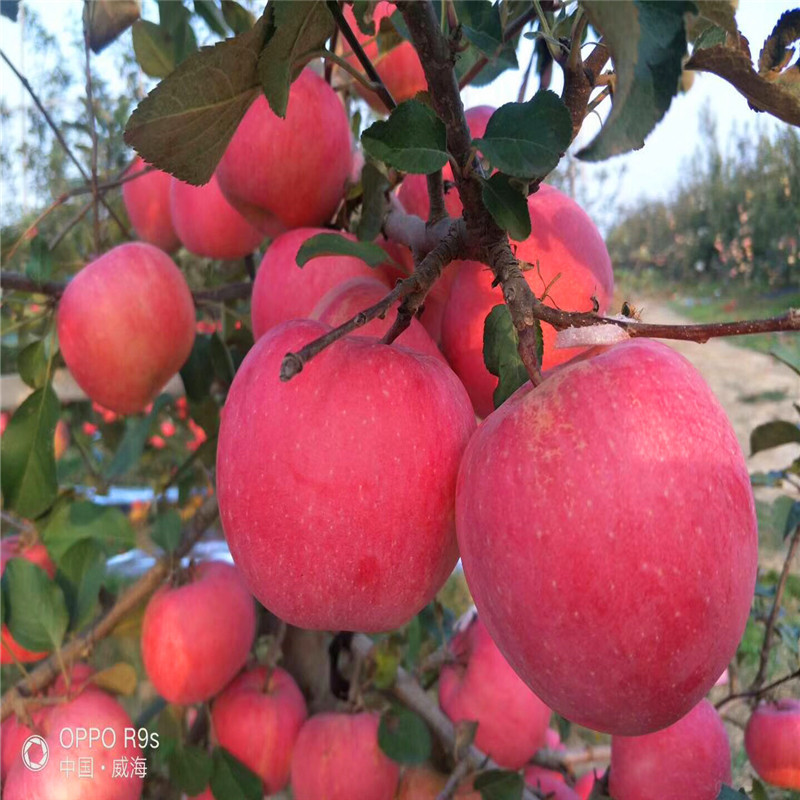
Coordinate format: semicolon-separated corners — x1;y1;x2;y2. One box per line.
56;539;107;629
296;233;388;268
473;769;524;800
483;305;539;408
378;706;432;764
362;100;450;174
209;747;262;800
106;394;172;479
25;235;53;282
152;509;183;553
357;160;390;242
751;420;800;455
480;173;531;240
168;744;213;796
579;0;695;161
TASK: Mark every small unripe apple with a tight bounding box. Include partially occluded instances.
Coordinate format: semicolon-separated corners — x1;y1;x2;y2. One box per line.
1;536;56;664
441;184;614;417
170;173;263;259
141;561;256;705
744;699;800;789
312;276;444;362
456;340;757;734
342;2;426;111
3;688;144;800
439;616;551;768
122;155;180;252
211;666;307;794
397;106;494;220
610;699;731;799
57;243;195;415
251;228;388;339
217;69;351;233
217;319;476;632
290;712;399;800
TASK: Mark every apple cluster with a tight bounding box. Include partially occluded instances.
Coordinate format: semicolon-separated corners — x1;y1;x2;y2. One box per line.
13;46;792;800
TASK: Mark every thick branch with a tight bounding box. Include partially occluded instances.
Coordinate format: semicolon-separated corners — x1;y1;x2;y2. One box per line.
0;495;219;721
427;171;447;224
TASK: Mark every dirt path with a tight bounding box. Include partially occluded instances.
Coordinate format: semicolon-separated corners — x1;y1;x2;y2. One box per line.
639;299;800;477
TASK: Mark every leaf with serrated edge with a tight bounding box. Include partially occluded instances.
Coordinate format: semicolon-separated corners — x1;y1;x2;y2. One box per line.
296;233;388;267
473;91;572;180
579;1;694;161
480;173;531;240
257;1;334;117
124;16;268;185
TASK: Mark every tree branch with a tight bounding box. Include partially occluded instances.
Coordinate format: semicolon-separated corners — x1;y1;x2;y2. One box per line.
83;12;100;253
715;667;800;710
427;171;448;224
0;494;220;721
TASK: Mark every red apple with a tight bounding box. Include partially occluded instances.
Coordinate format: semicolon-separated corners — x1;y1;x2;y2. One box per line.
441;184;615;417
395;766;447;799
49;663;97;698
217;319;476;632
439;616;551;768
397;106;495;220
312;276;445;362
456;339;757;734
141;561;256;705
3;687;144;800
290;712;399;800
170;173;263;259
341;2;426;111
744;699;800;789
1;536;56;665
217;69;351;233
545;727;566;751
524;769;580;800
610;699;731;799
250;228;389;339
57;243;195;415
122;155;180;252
574;770;601;800
211;666;307;793
53;419;69;460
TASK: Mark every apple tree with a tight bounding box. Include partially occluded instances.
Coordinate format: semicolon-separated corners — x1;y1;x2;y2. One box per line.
1;1;799;799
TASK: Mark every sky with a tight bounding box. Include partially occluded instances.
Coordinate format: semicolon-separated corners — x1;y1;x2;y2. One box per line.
1;0;796;220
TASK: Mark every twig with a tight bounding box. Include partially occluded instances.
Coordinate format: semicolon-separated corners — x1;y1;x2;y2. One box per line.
305;48;390;96
753;522;800;690
49;201;92;252
715;668;800;710
458;7;537;89
528;745;611;770
0;494;220;721
5;195;70;263
325;0;397;112
83;10;100;254
437;759;473;800
518;41;537;101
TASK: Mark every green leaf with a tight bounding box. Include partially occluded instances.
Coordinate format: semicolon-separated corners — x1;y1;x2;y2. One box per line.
771;344;800;377
106;394;171;479
473;769;524;800
1;1;20;22
194;0;227;36
377;706;431;764
483;305;537;409
694;24;727;50
40;499;136;562
152;509;183;553
221;0;254;34
686;0;738;41
296;233;388;268
124;16;268;185
257;1;334;117
157;1;198;66
357;159;390;242
784;500;800;540
25;235;53;283
455;0;518;70
55;539;106;630
362;99;449;174
91;662;138;696
83;0;141;53
132;20;177;78
181;336;215;401
480;173;531;240
750;420;800;455
716;787;748;800
18;339;51;390
210;747;262;800
578;1;695;161
750;780;769;800
169;744;213;795
209;333;236;385
352;1;376;35
0;386;59;518
473;91;572;180
3;558;69;653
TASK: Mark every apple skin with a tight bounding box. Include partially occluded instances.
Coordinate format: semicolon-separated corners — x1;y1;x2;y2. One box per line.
439;616;551;768
251;228;388;339
524;769;580;800
211;666;307;794
574;770;601;800
456;339;758;734
57;243;196;415
141;561;256;705
217;319;476;632
290;712;399;800
441;184;614;417
1;537;56;664
122;155;181;252
342;2;426;111
3;688;144;800
397;106;494;220
395;766;446;799
744;699;800;789
170;173;263;260
610;699;731;800
217;69;351;233
312;276;445;362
